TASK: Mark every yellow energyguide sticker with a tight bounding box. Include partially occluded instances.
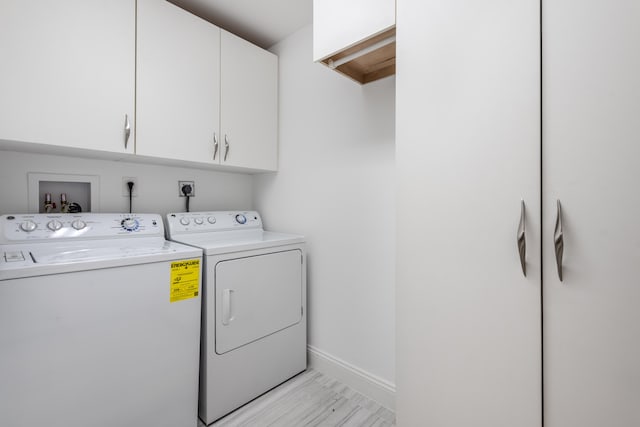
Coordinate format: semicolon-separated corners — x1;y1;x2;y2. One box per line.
170;259;200;303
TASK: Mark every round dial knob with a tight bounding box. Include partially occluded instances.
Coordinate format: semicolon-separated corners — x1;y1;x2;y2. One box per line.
71;219;87;230
235;214;247;224
194;217;204;225
207;216;216;224
20;220;37;232
47;220;63;231
121;218;139;232
179;217;190;226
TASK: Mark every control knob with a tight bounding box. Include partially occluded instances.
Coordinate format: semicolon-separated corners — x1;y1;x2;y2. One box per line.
47;220;63;231
20;220;37;232
121;218;139;232
180;217;190;226
71;219;87;230
235;214;247;224
207;216;216;224
194;218;204;225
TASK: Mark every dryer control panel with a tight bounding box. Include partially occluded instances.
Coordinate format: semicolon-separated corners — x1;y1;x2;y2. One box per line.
0;213;164;243
166;211;262;235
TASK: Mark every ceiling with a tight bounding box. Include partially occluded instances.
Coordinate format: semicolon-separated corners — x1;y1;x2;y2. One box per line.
168;0;313;49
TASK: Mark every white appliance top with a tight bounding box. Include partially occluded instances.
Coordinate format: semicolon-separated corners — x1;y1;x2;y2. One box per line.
0;213;201;280
165;211;304;255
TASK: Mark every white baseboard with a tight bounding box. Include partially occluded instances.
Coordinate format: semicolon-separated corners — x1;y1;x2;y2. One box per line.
306;345;396;411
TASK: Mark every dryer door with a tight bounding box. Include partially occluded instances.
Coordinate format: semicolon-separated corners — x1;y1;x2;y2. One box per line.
214;249;303;354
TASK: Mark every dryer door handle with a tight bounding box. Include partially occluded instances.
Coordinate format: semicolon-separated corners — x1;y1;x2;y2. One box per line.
222;289;234;325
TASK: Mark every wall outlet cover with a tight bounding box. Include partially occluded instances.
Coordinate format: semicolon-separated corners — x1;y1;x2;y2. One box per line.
122;177;138;197
179;181;195;197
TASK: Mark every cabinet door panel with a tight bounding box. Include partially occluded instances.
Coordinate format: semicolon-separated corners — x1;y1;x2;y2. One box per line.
0;0;135;154
136;0;220;163
543;1;640;425
220;31;278;171
396;1;541;426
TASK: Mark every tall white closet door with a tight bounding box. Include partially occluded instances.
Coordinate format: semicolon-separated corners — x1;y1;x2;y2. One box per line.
543;1;640;426
396;1;541;426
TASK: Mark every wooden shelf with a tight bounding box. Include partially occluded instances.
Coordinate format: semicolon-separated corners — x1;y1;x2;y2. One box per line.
320;27;396;84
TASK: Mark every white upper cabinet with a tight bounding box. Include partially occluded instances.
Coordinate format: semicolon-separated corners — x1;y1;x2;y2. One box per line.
136;0;221;164
0;0;278;171
220;31;278;171
313;0;395;61
313;0;395;84
0;0;135;154
136;3;277;171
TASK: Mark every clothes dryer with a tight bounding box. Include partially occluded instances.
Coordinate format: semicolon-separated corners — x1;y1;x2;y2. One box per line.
165;211;306;425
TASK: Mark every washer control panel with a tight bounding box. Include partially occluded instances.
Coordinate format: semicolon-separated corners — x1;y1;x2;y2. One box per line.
0;213;163;243
166;211;262;235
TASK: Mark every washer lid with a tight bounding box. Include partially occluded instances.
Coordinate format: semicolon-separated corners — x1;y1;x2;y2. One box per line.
0;237;202;280
169;230;305;256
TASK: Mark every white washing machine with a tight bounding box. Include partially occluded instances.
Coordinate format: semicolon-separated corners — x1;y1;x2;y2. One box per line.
0;213;203;427
165;211;307;425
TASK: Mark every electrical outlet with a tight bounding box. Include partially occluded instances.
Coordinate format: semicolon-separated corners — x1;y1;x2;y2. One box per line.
179;181;195;197
122;177;138;197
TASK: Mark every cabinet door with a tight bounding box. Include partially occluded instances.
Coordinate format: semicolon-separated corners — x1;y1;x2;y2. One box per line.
396;1;541;426
0;0;135;154
220;31;278;171
313;0;395;61
136;0;220;163
543;1;640;426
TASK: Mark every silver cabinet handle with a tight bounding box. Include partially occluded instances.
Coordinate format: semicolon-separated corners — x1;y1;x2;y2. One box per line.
517;200;526;276
224;134;230;161
554;199;564;281
124;114;131;149
213;133;219;160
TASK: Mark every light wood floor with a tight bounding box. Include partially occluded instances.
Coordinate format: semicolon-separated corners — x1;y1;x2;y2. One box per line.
198;369;396;427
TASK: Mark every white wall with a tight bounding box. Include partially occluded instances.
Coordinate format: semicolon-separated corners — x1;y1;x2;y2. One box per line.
0;151;252;215
254;25;396;387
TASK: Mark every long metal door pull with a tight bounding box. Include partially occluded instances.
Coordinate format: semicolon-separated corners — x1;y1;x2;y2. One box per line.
554;199;564;281
213;133;219;160
517;200;526;276
124;114;131;149
224;134;230;161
